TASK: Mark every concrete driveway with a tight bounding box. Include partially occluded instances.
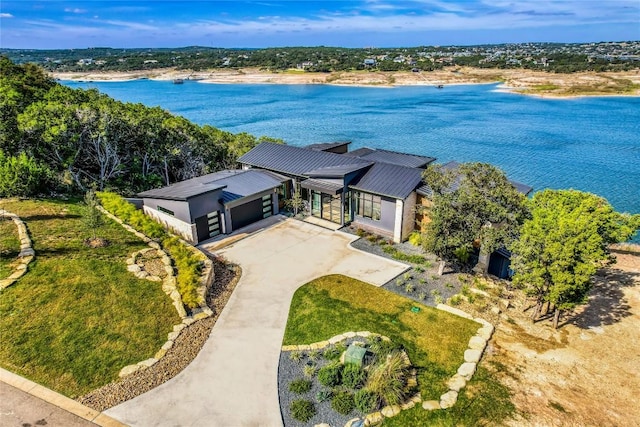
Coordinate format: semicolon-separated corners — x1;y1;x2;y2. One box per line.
105;218;407;426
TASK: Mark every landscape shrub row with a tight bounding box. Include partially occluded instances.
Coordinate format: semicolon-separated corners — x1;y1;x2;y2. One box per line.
97;191;204;308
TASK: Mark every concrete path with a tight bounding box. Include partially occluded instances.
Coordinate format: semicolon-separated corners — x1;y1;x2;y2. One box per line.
0;368;125;427
106;219;407;426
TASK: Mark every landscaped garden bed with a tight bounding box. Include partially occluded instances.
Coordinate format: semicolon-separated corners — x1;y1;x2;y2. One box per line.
279;275;481;426
343;226;465;306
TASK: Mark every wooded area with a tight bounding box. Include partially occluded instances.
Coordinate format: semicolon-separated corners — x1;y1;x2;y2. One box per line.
0;56;280;196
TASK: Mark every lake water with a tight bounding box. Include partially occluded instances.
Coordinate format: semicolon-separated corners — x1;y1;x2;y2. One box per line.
64;80;640;218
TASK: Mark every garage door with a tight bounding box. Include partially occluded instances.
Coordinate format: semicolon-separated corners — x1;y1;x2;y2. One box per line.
230;195;272;231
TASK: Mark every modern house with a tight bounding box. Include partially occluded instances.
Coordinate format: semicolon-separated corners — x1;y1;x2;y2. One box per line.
237;142;436;243
137;141;531;273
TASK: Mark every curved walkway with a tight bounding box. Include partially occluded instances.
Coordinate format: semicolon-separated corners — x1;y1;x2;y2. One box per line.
105;218;408;426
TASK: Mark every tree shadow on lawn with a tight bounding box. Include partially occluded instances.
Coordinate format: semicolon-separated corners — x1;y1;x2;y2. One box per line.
563;268;639;329
20;213;82;222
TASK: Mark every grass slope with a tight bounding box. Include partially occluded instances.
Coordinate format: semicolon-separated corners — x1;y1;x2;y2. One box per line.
284;275;515;425
0;199;179;398
284;275;479;399
0;217;20;278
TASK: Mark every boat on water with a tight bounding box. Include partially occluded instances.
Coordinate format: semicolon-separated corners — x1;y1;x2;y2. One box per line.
173;79;184;84
436;84;444;89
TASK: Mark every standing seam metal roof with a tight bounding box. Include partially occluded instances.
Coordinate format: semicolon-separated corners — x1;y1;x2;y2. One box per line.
350;162;424;199
345;147;435;168
137;169;285;202
238;142;372;177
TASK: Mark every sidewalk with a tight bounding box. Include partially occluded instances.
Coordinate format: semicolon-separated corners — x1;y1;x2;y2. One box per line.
0;368;126;427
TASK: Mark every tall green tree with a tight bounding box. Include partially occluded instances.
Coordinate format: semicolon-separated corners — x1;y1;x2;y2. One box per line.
421;162;529;268
509;189;640;328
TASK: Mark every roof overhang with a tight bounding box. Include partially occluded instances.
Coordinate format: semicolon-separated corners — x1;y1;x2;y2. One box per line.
300;178;344;195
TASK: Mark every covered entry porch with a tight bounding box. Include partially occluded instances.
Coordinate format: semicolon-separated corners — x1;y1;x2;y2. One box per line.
300;178;351;226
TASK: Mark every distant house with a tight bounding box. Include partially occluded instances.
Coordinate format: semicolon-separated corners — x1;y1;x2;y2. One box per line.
363;58;377;67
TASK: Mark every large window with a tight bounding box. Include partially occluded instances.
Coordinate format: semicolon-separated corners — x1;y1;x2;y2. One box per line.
354;192;381;221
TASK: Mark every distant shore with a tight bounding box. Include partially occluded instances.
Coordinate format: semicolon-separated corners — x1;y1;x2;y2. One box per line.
51;67;640;98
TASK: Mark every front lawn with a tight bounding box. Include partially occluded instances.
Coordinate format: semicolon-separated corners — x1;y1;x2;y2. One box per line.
0;199;180;398
284;275;479;400
0;215;20;278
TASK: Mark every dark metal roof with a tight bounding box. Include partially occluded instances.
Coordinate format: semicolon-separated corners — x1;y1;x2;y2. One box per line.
138;169;284;203
300;178;344;195
305;141;351;151
345;147;436;168
138;175;226;201
304;163;371;178
350;162;423;199
238;142;371;177
217;170;285;203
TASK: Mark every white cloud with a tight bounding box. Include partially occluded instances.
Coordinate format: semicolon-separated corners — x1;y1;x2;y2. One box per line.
0;13;14;18
64;8;87;14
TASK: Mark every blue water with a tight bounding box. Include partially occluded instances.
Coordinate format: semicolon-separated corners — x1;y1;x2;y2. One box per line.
64;80;640;218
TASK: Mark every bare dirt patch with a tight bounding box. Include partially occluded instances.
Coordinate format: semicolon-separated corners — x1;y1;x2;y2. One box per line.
485;250;640;426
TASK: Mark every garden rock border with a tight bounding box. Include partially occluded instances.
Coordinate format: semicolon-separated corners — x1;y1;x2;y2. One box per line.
96;205;215;378
417;304;494;411
282;331;421;427
0;209;35;290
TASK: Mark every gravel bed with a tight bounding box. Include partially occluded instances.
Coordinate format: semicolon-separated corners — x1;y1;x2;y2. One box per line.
278;338;368;427
78;257;240;411
342;226;464;306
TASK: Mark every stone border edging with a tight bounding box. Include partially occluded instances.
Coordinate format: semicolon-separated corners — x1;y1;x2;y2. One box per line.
282;331;421;427
0;209;35;290
422;304;494;410
96;205;215;378
0;367;126;427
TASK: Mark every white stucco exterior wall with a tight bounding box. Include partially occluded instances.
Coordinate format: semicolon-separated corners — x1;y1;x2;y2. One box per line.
143;206;197;243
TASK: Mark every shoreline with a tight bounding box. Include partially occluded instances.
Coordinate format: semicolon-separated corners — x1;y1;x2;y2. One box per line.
51;67;640;98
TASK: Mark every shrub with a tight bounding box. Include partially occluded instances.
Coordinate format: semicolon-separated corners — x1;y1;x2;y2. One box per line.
308;349;320;361
414;266;425;273
342;363;367;389
395;278;404;287
0;150;52;197
316;389;332;402
289;351;303;362
331;390;355;415
290;399;316;422
408;231;422;246
354;389;378;414
405;283;415;293
365;351;409;406
289;378;312;394
449;294;463;306
368;337;403;361
418;292;427;301
323;346;342;361
303;364;317;378
318;362;343;387
403;272;412;281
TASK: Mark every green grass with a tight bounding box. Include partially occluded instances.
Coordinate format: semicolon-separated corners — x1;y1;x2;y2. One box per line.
283;275;479;400
0;199;180;398
382;363;515;426
0;217;20;278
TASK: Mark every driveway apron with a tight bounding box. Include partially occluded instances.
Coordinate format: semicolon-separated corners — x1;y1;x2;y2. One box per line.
105;219;407;426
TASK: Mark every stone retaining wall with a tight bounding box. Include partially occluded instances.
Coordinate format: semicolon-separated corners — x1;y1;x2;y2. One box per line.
0;210;35;290
96;205;215;378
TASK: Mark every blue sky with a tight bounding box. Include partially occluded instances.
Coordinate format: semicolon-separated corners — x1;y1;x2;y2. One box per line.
1;1;639;49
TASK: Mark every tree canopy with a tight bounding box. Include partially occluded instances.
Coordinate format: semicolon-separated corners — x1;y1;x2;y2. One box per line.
1;56;281;196
421;162;529;266
509;189;640;328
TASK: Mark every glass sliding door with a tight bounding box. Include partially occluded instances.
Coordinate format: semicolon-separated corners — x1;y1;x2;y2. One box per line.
311;191;321;217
